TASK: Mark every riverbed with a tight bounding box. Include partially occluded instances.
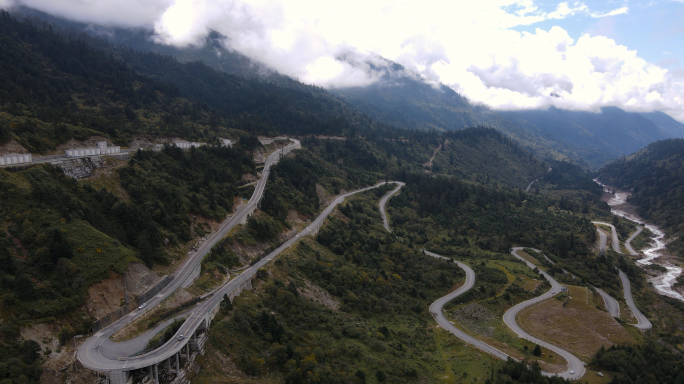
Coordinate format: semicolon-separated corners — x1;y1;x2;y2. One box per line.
594;180;684;301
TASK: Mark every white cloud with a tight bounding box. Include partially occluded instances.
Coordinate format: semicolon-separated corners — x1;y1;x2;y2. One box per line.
12;0;172;27
1;0;683;121
590;6;629;18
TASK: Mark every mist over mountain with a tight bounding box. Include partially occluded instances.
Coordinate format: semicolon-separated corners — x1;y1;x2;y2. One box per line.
499;107;680;166
638;111;684;138
3;6;684;384
9;6;684;169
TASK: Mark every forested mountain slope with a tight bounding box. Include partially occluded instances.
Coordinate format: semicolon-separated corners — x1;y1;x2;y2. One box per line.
0;144;257;314
3;9;683;384
298;127;554;189
639;111;684;138
192;148;603;384
431;128;547;188
329;71;600;166
15;7;674;168
596;139;684;250
12;6;273;79
500;107;675;167
9;8;385;138
0;11;255;153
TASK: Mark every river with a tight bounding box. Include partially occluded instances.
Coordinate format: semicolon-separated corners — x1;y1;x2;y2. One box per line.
594;180;684;301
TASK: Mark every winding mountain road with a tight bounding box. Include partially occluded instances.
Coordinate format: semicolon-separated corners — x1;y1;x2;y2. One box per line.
596;225;608;253
619;270;652;330
78;136;402;375
595;288;620;318
593;223;652;330
376;186;511;363
507;248;585;380
424;250;510;362
593;221;622;254
624;226;643;256
379;185;585;380
376;184;584;380
378;181;405;232
78;140;301;371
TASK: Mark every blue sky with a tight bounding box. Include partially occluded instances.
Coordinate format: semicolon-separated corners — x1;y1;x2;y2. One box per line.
512;1;684;75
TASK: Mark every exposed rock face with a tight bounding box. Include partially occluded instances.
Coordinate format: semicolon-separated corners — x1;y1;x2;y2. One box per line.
316;184;330;206
56;136;114;152
125;263;162;297
83;263;160;319
241;173;257;183
299;279;340;310
0;139;29;155
287;209;306;223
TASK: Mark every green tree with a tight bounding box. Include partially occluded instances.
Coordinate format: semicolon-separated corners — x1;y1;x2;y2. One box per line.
221;294;233;311
532;345;542;356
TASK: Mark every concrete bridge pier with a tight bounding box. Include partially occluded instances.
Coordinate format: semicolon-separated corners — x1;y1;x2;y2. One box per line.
103;370;129;384
238;204;257;225
168;353;179;374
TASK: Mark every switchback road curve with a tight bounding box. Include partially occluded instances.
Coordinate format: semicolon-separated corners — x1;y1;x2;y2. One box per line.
593;222;652;330
424;250;510;362
78;176;403;373
593;221;622;254
378;181;405;232
377;187;583;379
619;270;652;330
624;226;643;256
506;248;585;380
78;139;301;371
595;288;620;318
424;249;584;380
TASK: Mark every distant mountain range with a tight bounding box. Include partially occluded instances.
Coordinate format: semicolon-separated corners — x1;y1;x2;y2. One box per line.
14;7;684;169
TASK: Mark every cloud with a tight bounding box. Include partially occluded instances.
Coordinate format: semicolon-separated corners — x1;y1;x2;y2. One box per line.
9;0;172;27
590;6;629;18
1;0;683;121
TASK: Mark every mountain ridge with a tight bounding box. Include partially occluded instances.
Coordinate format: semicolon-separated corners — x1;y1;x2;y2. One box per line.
11;6;684;169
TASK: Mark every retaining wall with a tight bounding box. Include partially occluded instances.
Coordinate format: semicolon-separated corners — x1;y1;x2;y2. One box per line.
0;153;32;166
91;275;174;333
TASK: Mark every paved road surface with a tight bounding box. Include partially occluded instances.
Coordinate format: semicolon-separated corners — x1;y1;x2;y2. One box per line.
79;175;399;372
424;251;510;362
593;221;622;254
378;182;405;232
618;270;652;330
99;306;197;358
594;224;651;329
621;226;650;327
596;226;608;254
624;226;643;256
426;248;583;380
506;248;585;380
79;140;301;370
595;288;620;318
